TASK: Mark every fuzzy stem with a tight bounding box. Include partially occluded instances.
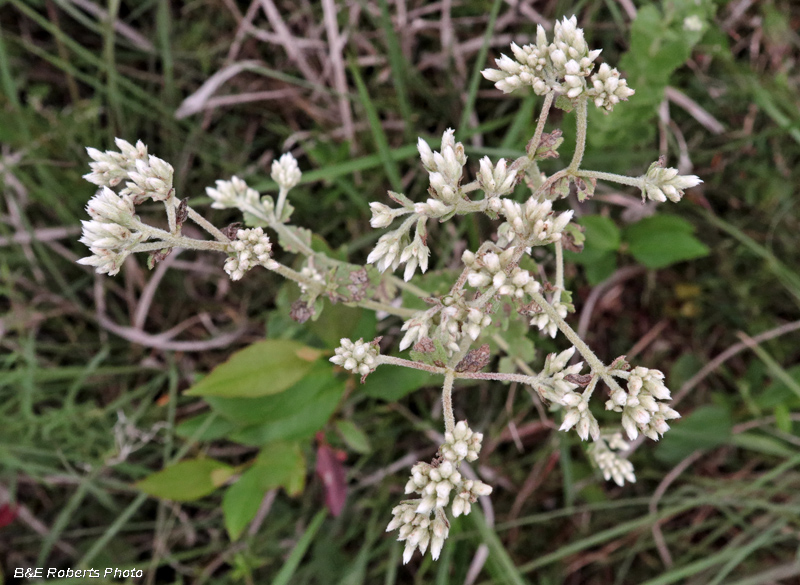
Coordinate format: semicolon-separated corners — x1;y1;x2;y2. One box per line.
442;369;456;435
578;170;645;189
275;186;289;221
131;241;174;253
377;355;444;374
165;197;177;234
528;288;625;395
134;222;229;252
568;98;588;173
186;207;230;243
528;92;555;157
554;240;564;304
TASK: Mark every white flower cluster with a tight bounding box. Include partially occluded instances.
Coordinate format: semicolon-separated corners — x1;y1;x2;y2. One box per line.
120;154;174;203
439;303;492;353
206;176;262;211
588;432;636;486
77;187;147;276
367;223;430;282
84;138;148;188
641;162;702;203
477;156;516;198
223;227;273;281
530;300;569;338
330;338;380;377
270;153;302;191
417;129;466;207
85;138;175;204
539;348;600;441
369;202;406;229
388;421;491;563
298;261;325;294
399;310;432;351
462;248;541;301
500;197;573;246
481;16;634;111
607;367;680;440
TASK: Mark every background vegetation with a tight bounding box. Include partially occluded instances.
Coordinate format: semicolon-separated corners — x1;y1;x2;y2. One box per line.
1;0;800;582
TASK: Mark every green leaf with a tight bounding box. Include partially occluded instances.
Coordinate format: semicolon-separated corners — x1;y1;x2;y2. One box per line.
223;443;306;540
754;365;800;409
624;215;709;269
581;215;621;252
730;433;794;458
175;412;236;441
223;468;264;540
335;420;371;454
228;379;345;445
135;458;234;502
278;225;312;254
206;361;343;426
655;406;732;464
184;339;322;398
361;362;433;401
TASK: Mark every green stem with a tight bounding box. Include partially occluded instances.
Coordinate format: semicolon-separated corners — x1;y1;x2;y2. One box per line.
275;186;289;221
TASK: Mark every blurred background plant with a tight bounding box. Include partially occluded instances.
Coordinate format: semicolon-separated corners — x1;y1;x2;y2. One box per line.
1;0;800;583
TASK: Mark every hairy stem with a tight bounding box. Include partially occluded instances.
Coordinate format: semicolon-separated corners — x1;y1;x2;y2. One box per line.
568;98;588;173
578;170;645;190
442;369;455;435
554;240;564;304
529;288;625;395
528;92;555;157
187;207;230;243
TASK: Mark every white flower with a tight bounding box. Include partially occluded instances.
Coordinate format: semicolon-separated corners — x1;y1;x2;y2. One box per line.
85;187;136;226
441;420;484;463
530;301;569;338
496;267;541;299
587;63;635;112
588;433;636;486
223;227;272;281
478;156;516;197
369;202;396;228
84;138;148;188
121;155;174;203
419;130;466;205
608;367;680;440
330;338;380;377
387;504;450;564
641;160;702;203
399;312;431;351
206;176;260;210
559;391;600;441
271;152;302;191
366;230;405;274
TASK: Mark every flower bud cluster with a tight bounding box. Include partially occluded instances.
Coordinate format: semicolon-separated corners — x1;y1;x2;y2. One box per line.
481;16;632;110
439;302;489;353
369;202;405;228
270;153;302;191
477;156;516;198
641;162;702;203
530;300;569;338
223;227;273;281
388;421;490;563
387;505;450;564
399;311;432;351
330;338;380;377
84;138;148;188
587;63;635;112
607;367;680;440
366;229;408;274
399;231;430;282
500;197;573;246
77;187;147;276
463;248;515;289
588;432;636;486
298;261;325;294
539;348;599;441
206;176;262;211
120;155;174;203
418;130;467;206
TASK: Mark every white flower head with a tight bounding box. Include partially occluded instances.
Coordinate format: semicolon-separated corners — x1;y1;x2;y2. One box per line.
588;433;636;486
223;227;272;281
642;159;702;203
84;138;148;188
206;176;261;210
271;152;302;191
588;63;635;112
120;155;174;203
478;156;516;197
330;337;380;377
608;366;680;440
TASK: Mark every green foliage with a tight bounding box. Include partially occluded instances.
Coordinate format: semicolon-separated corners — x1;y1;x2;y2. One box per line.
655;406;732;464
185;339;322;398
135;458;234;502
624;215;710;269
